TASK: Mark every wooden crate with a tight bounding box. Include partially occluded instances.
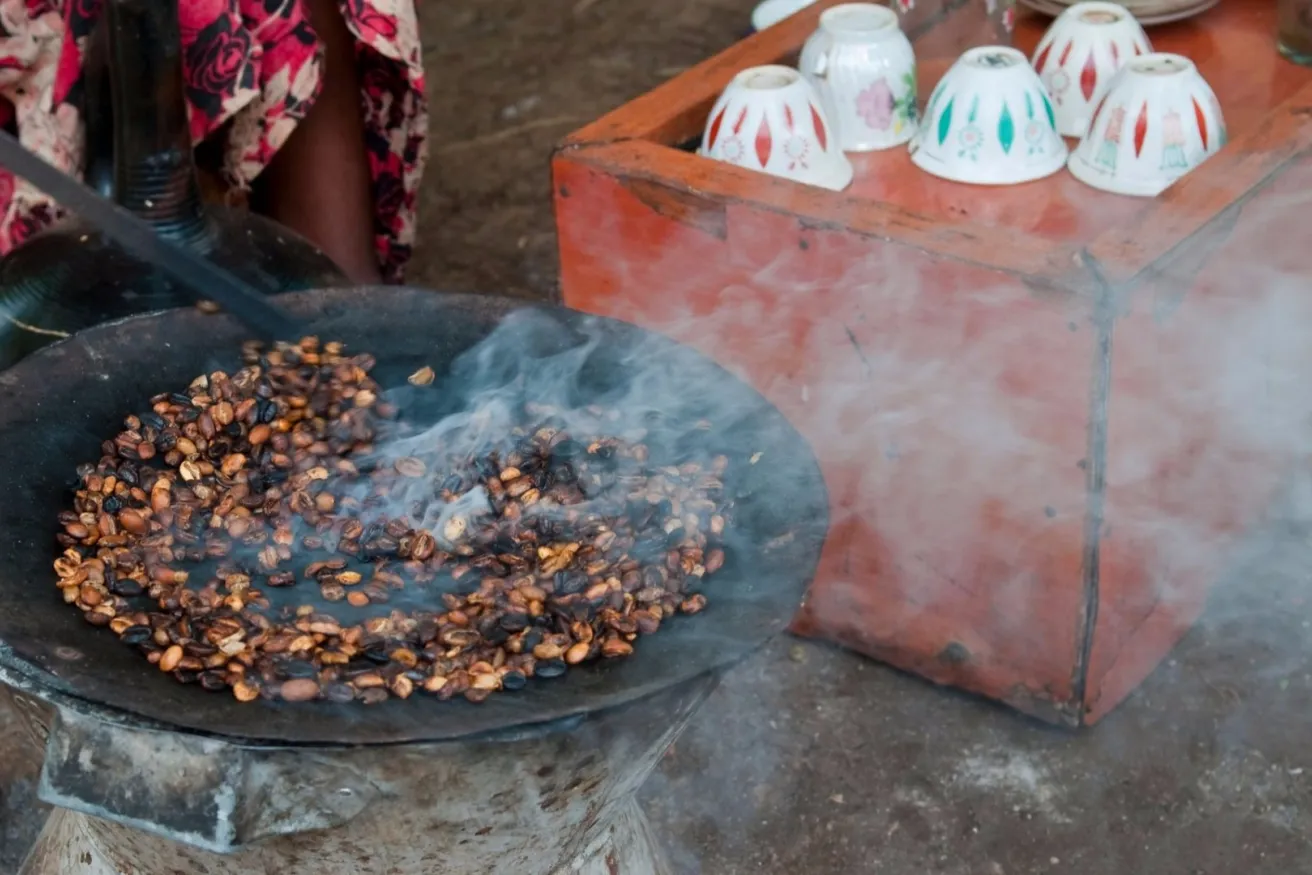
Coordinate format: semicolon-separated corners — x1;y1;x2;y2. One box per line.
552;0;1312;726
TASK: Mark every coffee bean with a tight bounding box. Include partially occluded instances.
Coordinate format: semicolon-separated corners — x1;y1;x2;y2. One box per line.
57;338;740;707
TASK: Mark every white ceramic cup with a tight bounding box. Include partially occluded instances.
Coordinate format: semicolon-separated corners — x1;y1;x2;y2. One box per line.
1031;1;1153;138
799;3;918;152
751;0;818;31
1067;52;1226;197
700;65;854;192
909;46;1068;185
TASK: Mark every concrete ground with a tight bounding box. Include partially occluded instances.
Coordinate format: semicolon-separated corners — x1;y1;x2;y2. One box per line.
4;0;1312;872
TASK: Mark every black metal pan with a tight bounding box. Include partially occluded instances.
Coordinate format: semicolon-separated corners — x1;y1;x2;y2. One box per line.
0;286;828;745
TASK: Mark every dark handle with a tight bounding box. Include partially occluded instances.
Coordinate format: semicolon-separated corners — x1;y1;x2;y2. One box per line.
0;127;300;341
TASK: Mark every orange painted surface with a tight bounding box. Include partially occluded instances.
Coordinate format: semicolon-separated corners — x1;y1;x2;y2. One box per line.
555;158;1097;723
1085;150;1312;722
553;0;1312;725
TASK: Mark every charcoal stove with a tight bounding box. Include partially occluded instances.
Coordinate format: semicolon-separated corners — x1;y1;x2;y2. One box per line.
0;287;829;874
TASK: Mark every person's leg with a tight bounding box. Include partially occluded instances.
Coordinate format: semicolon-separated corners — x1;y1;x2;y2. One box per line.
255;0;382;284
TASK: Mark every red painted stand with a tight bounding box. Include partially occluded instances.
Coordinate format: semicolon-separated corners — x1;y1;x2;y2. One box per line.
553;0;1312;725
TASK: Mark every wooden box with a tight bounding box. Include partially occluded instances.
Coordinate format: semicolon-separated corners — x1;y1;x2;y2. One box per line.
551;0;1312;725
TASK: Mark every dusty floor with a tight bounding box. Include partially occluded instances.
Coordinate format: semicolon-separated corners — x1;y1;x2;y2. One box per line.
4;0;1312;872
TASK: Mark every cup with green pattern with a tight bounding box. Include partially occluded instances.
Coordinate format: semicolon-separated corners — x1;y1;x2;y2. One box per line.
909;46;1068;185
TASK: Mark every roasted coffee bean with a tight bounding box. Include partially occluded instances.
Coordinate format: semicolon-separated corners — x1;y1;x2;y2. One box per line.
536;659;567;679
280;678;320;702
277;659;319;679
555;571;588;595
104;574;141;597
499;612;530;632
58;339;740;706
324;682;357;703
119;625;153;646
199;671;229;692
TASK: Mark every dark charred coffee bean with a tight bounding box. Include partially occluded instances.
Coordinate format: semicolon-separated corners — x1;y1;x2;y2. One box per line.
555;571;588;595
359;687;389;705
141;412;166;430
417;618;440;642
108;578;143;598
553;439;584;459
277;659;319;679
324;683;357;703
501;670;527;691
169;393;193;407
536;659;567;679
520;628;543;652
103;495;123;513
257;399;278;423
173;670;201;684
500;612;530;632
199;671;228;692
120;625;153;646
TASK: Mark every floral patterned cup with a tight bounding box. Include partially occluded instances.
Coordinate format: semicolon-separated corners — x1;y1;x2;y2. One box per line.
909;46;1068;185
800;3;918;152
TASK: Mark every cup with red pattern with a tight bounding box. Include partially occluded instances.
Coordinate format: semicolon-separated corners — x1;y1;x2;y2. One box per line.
1067;53;1226;197
699;65;854;192
1031;1;1153;138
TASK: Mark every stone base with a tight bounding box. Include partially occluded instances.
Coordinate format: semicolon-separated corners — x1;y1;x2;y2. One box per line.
20;796;670;875
11;677;711;875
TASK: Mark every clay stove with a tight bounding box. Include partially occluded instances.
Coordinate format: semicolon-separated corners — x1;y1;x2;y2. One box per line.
0;287;829;875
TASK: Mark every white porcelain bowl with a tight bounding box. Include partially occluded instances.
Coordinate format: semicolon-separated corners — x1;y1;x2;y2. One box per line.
1068;52;1226;197
700;65;854;191
1032;1;1153;138
910;46;1068;185
800;3;918;152
751;0;818;32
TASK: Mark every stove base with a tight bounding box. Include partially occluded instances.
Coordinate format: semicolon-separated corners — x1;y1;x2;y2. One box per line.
20;796;671;875
9;676;713;875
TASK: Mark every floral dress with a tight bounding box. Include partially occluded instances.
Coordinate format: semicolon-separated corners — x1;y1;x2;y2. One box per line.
0;0;427;282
